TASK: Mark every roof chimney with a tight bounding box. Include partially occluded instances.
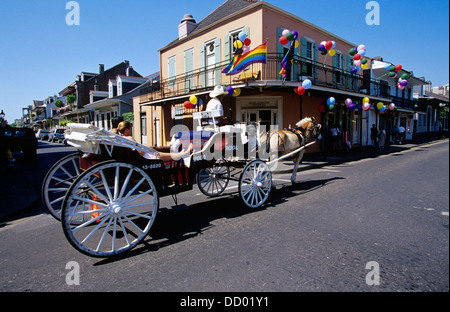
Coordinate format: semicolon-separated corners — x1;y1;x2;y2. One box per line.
99;64;104;75
178;14;196;39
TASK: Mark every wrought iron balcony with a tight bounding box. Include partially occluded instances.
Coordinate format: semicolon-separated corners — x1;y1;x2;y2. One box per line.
138;53;391;103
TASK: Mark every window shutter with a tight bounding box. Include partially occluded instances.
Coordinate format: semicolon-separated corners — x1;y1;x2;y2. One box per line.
313;42;318;79
300;37;307;75
214;38;222;86
200;45;205;88
184;49;194;92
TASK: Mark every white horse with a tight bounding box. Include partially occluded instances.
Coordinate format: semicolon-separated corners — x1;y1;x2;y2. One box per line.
261;117;322;184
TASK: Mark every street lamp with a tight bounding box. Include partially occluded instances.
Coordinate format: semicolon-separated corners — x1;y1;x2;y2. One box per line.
0;109;5;127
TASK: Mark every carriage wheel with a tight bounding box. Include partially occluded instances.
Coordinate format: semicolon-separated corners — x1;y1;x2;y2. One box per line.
61;161;159;258
42;153;80;221
239;160;272;209
197;164;230;197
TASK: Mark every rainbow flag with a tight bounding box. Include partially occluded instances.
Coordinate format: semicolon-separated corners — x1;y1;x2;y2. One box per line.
222;42;267;75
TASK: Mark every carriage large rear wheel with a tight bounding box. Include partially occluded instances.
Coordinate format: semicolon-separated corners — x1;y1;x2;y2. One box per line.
239;160;272;209
61;161;159;258
42;153;80;221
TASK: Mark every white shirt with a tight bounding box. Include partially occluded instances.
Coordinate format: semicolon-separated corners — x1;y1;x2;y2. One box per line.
205;97;223;124
206;97;223;115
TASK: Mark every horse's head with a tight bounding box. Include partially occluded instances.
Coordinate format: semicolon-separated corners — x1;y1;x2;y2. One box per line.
295;117;322;141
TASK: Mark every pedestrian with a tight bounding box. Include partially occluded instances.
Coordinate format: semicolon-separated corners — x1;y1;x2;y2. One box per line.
370;124;378;148
378;126;386;149
329;123;340;150
391;125;398;144
398;124;406;144
111;115;124;134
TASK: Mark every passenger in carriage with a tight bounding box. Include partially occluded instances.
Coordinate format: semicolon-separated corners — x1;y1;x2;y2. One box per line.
117;121;193;162
110;115;124;134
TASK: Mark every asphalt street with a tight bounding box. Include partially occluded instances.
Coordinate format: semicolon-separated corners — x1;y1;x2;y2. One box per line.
0;140;448;295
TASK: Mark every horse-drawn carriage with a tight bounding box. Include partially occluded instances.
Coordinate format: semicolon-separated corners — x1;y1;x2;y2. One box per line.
42;111;321;257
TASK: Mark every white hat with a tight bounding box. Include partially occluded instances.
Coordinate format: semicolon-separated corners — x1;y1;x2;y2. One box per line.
209;85;227;98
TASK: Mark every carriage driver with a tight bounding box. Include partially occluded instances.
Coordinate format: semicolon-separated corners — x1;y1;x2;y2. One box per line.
205;85;232;126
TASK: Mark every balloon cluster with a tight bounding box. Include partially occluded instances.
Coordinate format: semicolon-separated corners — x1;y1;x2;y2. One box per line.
326;97;335;110
345;98;357;111
349;44;368;73
279;29;299;78
295;79;312;96
225;85;241;97
318;40;336;56
184;95;203;109
384;63;409;89
362;97;371;111
376;102;386;113
279;29;299;47
233;31;252;55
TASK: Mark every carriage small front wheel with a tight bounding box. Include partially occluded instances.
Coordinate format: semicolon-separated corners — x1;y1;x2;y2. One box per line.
197;164;230;197
61;161;159;258
239;160;272;209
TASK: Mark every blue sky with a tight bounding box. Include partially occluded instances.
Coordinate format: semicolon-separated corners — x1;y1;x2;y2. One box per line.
0;0;448;122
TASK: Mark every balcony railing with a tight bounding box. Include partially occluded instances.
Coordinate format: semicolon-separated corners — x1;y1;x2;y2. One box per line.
139;53;392;104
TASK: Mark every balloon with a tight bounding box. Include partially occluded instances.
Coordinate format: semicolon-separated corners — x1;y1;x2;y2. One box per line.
384;64;391;71
292;31;299;40
395;64;402;72
318;104;325;113
189;95;197;105
238;31;246;42
294;40;299;48
286;32;294;41
331;41;336;49
400;80;408;87
401;73;408;79
349;48;356;56
353;53;361;61
351;68;358;74
345;98;352;106
357;44;366;52
320;50;327;55
232;88;241;97
234;40;243;49
328;104;335;110
197;99;203;107
302;79;312;90
362;103;371;111
389;72;396;77
327;97;335;105
328;49;336;56
354;60;361;67
379;106;386;112
389;103;396;110
184;101;193;109
361;63;368;69
348;103;356;111
389;65;396;72
358;50;366;57
282;29;290;36
226;86;234;96
361;58;368;64
318;44;326;52
398;85;405;90
363;97;369;103
279;36;288;45
244;38;251;46
376;102;384;110
242;45;250;54
296;86;305;95
325;41;333;50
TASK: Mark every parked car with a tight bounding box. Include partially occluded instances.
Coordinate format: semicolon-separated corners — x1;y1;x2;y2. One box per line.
36;129;50;140
1;127;38;159
49;128;66;143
